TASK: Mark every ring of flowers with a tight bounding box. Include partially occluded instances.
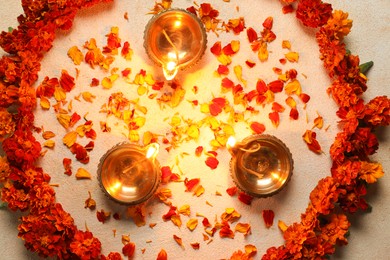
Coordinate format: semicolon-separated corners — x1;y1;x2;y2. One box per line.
0;0;389;259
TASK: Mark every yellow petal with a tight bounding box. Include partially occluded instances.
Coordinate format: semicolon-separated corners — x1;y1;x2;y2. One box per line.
171;214;182;227
40;96;51;110
144;73;155;86
63;131;78;147
284;79;302;95
231;40;240;53
194;185;205;197
137;85;148;96
56;113;71;129
82;92;96;103
178;204;191;216
235;223;251;235
278;220;288;232
186;218;198;231
217;54;232;66
42;131;56;140
245;244;257;257
67;46;84;65
128;130;140;142
234;65;247;86
285;51;299;62
43;140;55;148
282;40;291;50
54;87;66;102
187;124;199;140
75;168;91;179
258;42;269;62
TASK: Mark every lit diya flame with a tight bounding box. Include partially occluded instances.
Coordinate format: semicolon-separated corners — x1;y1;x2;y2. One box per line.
98;142;161;205
226;136;264;179
144;9;207;80
228;135;294;198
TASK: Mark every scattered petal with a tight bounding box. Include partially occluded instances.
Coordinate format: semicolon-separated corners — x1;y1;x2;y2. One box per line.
262;209;275;228
75;168;91;180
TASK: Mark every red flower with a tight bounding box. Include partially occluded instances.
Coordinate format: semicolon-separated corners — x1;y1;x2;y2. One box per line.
1;180;30;211
331;160;361;185
262;246;289;260
2;129;41;167
337;181;369;214
29;182;55;214
296;0;333;28
102;252;122;260
70;230;102;259
17;203;76;259
316;27;346;78
363;96;390;127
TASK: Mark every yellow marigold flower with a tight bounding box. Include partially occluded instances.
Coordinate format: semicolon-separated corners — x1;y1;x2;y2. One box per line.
359;161;384;183
326;10;353;39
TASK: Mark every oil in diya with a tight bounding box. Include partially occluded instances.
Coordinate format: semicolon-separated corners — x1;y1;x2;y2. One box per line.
227;135;293;198
144;8;207;80
97;142;160;205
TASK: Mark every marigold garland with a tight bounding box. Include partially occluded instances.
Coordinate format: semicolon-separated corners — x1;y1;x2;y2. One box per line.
0;0;388;259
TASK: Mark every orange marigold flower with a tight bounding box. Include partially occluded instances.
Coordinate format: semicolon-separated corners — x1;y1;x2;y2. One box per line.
70;230;102;259
325;10;352;40
309;177;341;215
229;250;251;260
300;204;319;230
296;0;333;28
320;213;350;245
0;81;19;107
316;27;346;77
283;223;314;257
331;160;361;185
359;161;384;184
29;182;55;214
338;181;369;214
2;129;41;166
0;108;15;141
1;180;30;211
0;156;11;183
102;252;122;260
262;245;289;260
330;131;352;163
363;96;390;127
18;203;76;259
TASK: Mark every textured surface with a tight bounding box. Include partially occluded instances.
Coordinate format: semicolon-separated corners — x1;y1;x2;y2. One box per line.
0;1;389;259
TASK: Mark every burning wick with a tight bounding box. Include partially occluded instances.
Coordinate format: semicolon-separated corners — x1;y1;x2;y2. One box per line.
226;136;264;179
122;143;160;175
162;29;179;80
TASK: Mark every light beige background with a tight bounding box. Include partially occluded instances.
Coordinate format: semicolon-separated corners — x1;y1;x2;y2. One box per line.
0;1;389;259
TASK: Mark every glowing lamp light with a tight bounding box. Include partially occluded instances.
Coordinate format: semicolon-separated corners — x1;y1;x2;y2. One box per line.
228;135;294;198
144;9;207;80
98;142;161;205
